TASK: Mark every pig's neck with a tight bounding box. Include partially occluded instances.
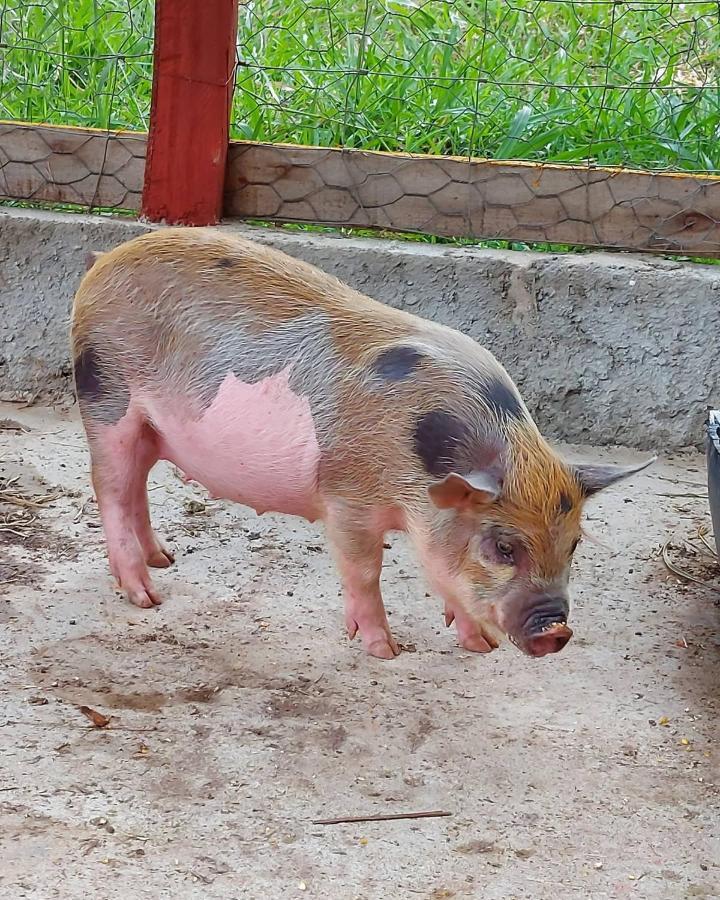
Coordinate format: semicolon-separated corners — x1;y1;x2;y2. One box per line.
405;509;471;604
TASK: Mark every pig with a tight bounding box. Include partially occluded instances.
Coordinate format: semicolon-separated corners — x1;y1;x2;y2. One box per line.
71;229;653;659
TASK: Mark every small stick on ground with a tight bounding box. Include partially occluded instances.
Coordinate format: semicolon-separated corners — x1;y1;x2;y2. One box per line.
661;541;720;593
653;474;704;487
0;419;29;433
0;491;64;509
696;527;718;558
73;496;96;524
657;492;708;500
0;476;64;509
312;810;452;826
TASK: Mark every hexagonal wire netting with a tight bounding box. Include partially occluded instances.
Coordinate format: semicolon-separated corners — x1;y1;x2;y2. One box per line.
229;0;720;249
1;1;719;233
233;0;720;172
0;0;152;210
0;0;153;130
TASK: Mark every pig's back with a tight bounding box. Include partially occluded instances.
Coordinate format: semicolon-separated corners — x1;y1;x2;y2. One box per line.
73;228;414;341
73;228;422;400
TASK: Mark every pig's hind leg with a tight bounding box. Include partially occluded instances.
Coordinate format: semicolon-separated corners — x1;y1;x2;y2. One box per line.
129;433;174;569
325;503;400;660
85;412;168;608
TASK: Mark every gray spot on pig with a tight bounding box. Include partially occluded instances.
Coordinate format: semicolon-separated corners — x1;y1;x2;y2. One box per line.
401;329;528;425
216;257;234;269
372;345;423;382
183;313;343;442
558;492;573;514
414;410;469;477
481;376;524;420
74;345;130;424
74;347;101;402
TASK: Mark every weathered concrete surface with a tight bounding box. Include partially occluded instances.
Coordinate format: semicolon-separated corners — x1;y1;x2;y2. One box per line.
0;404;719;899
2;206;719;449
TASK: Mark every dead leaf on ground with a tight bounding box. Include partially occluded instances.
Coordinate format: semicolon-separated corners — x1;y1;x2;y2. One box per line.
80;837;103;856
184;499;206;516
79;705;111;728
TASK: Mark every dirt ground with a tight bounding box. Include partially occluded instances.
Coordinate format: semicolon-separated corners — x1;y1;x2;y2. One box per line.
0;403;718;900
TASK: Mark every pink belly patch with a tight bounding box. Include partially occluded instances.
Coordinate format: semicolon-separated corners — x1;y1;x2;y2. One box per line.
148;369;322;520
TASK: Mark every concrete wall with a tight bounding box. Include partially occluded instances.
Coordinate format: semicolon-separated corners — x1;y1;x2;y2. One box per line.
1;206;718;450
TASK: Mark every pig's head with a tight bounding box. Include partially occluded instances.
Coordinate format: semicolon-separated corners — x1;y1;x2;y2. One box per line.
421;418;654;657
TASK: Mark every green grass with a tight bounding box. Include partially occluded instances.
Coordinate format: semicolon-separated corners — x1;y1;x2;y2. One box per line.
235;0;720;171
0;0;154;129
1;0;719;171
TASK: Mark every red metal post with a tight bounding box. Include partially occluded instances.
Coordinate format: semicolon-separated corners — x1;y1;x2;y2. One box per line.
142;0;239;225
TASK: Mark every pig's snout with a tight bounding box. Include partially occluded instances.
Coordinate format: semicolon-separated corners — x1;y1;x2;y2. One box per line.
524;622;573;657
510;598;572;657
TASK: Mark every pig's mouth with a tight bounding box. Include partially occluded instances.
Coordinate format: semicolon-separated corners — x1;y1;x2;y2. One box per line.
508;610;573;658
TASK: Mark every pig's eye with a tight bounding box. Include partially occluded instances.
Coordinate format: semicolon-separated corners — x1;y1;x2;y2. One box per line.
495;539;514;562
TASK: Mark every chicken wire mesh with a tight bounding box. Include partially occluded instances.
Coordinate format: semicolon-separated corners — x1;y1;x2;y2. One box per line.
0;1;152;211
0;0;153;131
234;0;720;173
2;1;718;173
0;0;718;242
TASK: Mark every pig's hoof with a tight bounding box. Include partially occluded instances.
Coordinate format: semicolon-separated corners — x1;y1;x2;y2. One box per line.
459;634;495;653
366;637;400;659
127;587;163;608
445;603;499;653
346;617;400;659
147;548;175;568
362;627;400;659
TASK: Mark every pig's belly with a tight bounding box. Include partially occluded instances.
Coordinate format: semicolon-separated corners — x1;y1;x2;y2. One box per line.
146;370;322;521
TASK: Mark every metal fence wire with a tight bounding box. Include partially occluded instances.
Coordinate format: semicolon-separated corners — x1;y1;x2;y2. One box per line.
1;0;718;171
0;0;154;131
235;0;720;172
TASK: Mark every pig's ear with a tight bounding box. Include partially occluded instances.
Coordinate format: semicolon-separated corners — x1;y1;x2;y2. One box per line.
428;470;501;510
84;250;104;272
574;457;656;497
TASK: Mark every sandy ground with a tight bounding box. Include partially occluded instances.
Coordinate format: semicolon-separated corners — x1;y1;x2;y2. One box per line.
0;403;718;900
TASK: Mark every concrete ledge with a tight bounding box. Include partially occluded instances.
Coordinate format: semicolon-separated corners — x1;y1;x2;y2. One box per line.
1;206;718;450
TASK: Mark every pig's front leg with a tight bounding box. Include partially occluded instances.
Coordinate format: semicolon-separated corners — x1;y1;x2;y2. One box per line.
444;601;500;653
412;534;499;654
325;505;399;660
